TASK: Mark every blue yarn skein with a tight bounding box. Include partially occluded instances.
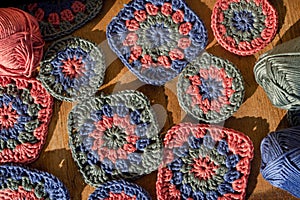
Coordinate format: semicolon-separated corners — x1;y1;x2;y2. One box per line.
260;126;300;198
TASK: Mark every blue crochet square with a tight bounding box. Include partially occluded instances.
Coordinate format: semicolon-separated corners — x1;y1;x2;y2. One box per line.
107;0;208;85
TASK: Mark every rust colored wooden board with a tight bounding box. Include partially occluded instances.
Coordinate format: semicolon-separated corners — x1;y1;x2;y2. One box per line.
27;0;300;199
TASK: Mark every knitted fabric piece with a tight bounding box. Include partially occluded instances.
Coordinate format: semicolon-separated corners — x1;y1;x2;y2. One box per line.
0;164;70;199
254;36;300;110
177;53;244;123
68;90;162;186
157;123;254;200
260;127;300;198
38;37;106;102
0;76;53;164
211;0;278;56
19;0;103;41
107;0;208;86
88;180;151;200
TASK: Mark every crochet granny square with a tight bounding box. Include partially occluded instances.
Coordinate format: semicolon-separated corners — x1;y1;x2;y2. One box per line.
38;37;106;102
68;90;162;186
19;0;103;41
0;165;70;199
88;180;151;199
177;53;244;123
0;76;53;164
157;123;254;200
107;0;208;85
211;0;278;56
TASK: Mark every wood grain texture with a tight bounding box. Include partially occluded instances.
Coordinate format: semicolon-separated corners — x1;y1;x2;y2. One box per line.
28;0;300;199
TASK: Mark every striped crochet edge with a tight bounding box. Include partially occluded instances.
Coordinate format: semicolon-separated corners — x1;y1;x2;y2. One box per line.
88;180;151;199
0;164;70;199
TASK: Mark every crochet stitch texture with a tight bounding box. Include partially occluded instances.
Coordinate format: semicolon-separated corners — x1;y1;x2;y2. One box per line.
0;76;53;164
38;37;106;102
157;123;254;200
107;0;208;85
88;180;151;199
261;127;300;198
177;53;244;123
211;0;278;55
20;0;103;41
68;90;162;186
0;164;70;199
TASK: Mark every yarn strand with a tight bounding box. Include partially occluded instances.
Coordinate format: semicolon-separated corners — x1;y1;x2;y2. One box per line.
0;8;44;77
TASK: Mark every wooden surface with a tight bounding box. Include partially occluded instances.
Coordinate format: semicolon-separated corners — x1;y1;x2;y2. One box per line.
28;0;300;199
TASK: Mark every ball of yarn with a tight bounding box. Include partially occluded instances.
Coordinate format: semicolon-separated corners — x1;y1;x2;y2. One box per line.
0;8;44;77
287;109;300;126
254;37;300;110
260;127;300;198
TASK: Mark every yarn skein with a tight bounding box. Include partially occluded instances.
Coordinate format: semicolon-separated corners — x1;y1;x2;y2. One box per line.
254;36;300;110
0;8;44;77
260;127;300;198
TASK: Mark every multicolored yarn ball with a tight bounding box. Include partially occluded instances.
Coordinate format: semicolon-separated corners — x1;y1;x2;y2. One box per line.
38;37;106;102
0;164;70;199
157;123;254;200
0;8;44;77
177;52;244;123
19;0;103;41
68;90;162;186
254;36;300;110
260;127;300;198
88;180;151;200
0;76;53;164
107;0;208;85
211;0;278;56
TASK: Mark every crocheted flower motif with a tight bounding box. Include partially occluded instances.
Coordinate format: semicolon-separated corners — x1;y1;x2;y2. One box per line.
39;37;106;102
211;0;278;55
0;165;70;199
88;180;151;199
157;123;254;200
20;0;103;41
0;76;53;164
177;53;244;123
107;0;207;85
68;90;162;186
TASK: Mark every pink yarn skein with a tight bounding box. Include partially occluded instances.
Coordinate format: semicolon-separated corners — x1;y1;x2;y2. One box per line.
0;8;44;77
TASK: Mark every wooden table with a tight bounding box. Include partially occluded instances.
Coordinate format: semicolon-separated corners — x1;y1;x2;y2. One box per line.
28;0;300;199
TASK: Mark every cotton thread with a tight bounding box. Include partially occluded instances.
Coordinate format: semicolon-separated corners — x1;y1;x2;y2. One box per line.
0;164;70;199
254;36;300;110
260;127;300;198
0;8;44;77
